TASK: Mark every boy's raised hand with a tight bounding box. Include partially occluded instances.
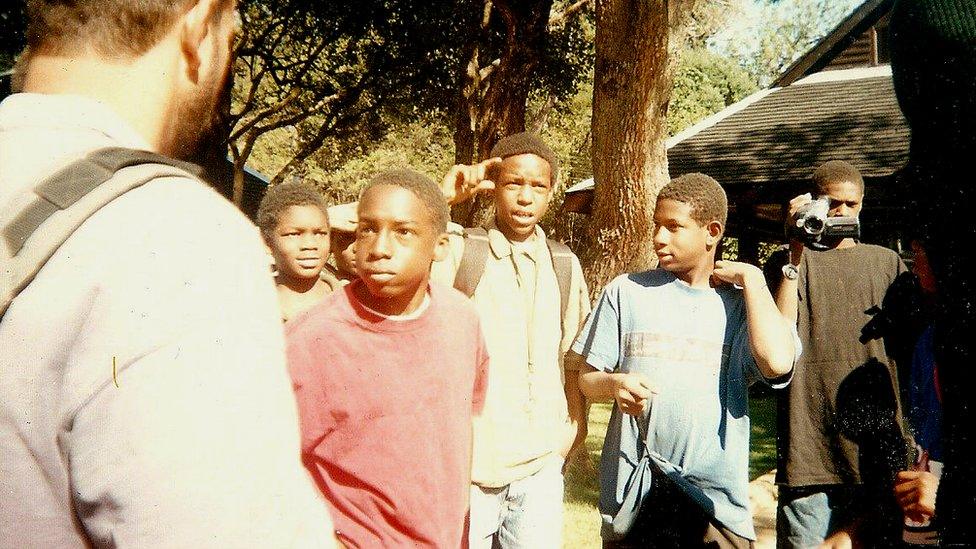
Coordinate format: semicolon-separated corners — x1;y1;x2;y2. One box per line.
440;157;502;205
613;373;656;416
712;260;764;289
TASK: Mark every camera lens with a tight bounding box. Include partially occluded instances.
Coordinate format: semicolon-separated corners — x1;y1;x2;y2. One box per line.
802;216;825;235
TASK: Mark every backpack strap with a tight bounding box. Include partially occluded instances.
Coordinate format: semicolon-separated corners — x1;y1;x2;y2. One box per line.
546;238;574;323
453;227;491;298
453;225;576;324
2;147;203;317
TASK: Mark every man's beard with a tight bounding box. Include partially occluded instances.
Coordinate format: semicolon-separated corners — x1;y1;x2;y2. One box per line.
169;57;234;166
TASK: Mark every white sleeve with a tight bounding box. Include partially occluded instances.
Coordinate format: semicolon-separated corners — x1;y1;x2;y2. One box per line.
60;180;335;548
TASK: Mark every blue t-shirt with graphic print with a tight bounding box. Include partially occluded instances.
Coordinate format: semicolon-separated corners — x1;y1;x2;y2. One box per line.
572;269;793;541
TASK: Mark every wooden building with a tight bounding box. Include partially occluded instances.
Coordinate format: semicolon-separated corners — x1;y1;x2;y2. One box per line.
564;0;909;260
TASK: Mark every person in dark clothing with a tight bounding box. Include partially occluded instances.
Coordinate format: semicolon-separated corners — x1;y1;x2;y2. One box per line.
774;161;910;548
890;2;976;544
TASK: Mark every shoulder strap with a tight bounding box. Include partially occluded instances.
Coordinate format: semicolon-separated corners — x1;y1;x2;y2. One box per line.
453;227;490;297
1;147;202;318
546;237;574;321
453;227;577;323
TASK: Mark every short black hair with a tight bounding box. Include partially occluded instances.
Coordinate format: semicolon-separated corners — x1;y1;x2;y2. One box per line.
490;132;559;179
256;181;330;238
361;169;449;232
812;160;865;195
658;173;728;228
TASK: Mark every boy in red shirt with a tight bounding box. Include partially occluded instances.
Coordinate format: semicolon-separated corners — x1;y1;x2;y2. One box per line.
286;169;489;548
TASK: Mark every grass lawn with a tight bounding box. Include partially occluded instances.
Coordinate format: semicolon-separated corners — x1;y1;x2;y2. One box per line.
562;390;778;548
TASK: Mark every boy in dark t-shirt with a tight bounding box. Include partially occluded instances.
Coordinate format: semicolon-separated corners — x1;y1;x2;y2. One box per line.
286;169;489;548
774;161;909;548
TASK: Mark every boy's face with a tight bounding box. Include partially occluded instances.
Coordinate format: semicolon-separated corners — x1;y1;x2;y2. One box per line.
330;230;358;278
355;184;447;307
266;204;330;282
822;180;863;218
652;198;720;274
493;154;553;242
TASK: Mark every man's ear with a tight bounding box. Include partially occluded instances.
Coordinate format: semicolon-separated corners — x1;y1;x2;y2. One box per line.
705;220;723;246
433;232;450;262
179;0;224;83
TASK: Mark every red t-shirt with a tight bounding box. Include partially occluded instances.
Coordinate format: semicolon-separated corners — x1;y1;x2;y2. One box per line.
286;282;489;548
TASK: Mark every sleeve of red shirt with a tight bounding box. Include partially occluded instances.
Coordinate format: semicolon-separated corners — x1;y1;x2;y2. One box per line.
472;325;489;415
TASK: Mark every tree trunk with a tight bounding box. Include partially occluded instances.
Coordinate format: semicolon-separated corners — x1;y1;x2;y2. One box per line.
451;0;554;228
582;0;681;295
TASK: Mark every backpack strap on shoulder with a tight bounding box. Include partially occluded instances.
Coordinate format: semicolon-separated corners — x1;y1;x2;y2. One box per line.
546;238;574;322
453;227;490;297
2;147;202;317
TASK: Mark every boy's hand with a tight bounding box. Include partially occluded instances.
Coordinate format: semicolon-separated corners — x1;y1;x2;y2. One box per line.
818;530;853;549
440;157;502;205
712;261;764;289
785;193;813;262
612;373;655;416
895;470;939;523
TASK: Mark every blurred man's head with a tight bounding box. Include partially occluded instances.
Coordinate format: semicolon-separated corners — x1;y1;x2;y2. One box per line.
21;0;238;162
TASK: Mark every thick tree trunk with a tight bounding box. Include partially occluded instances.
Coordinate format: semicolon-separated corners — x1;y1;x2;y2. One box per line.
582;0;679;295
452;0;553;227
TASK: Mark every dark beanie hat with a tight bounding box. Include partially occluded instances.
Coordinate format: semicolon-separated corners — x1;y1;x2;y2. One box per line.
489;132;559;177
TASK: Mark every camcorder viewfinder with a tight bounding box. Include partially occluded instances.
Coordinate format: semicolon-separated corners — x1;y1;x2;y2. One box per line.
786;196;860;250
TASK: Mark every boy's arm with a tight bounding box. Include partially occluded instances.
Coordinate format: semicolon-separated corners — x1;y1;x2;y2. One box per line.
561;354;588;462
774;243;802;324
713;260;797;379
775;194;811;324
559;257;593;461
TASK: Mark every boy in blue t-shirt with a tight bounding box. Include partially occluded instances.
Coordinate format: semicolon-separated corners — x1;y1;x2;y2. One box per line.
572;173;798;548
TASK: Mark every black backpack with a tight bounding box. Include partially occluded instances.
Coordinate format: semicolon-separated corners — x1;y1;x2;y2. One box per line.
1;147;201;318
452;226;574;321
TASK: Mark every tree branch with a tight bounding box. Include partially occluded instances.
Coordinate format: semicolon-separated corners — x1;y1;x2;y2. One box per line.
548;0;592;28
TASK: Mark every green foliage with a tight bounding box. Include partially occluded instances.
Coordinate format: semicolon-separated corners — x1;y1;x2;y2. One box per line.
669;47;758;136
310;118;457;204
713;0;862;86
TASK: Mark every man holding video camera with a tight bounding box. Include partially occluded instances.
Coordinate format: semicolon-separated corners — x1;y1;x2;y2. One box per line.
774;160;910;548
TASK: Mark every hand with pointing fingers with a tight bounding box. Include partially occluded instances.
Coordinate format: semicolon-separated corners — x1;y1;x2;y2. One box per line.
440;157;503;205
613;373;656;417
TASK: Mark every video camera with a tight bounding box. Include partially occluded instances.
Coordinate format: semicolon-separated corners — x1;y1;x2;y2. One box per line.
786;196;860;250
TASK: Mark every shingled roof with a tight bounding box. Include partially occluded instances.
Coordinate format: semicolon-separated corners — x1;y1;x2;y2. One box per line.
667;65;909;188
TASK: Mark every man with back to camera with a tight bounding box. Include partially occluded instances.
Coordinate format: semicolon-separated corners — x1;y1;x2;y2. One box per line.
0;1;336;547
774;160;909;548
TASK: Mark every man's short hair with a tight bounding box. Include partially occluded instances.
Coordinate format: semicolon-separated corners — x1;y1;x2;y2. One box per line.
361;169;449;233
658;173;728;227
25;0;230;58
812;160;865;195
489;132;559;179
256;181;330;238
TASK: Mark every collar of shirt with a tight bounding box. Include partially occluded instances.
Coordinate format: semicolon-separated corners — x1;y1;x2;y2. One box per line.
485;219;547;261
